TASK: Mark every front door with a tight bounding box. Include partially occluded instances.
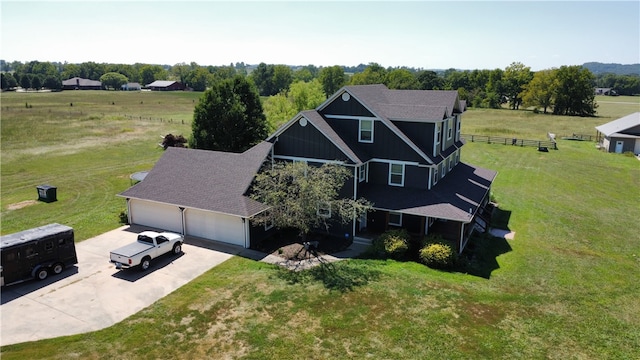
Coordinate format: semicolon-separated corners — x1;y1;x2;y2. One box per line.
358;212;367;231
615;140;624;153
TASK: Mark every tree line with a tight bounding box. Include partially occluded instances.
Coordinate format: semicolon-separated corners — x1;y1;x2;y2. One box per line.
2;60;639;117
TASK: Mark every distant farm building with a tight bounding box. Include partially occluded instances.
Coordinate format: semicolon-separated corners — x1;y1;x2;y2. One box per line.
62;77;102;90
146;80;186;91
596;112;640;154
121;82;142;91
595;87;617;96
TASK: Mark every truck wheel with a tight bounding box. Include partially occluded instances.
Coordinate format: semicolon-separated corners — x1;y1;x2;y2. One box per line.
36;268;49;281
52;263;64;275
172;243;182;255
140;257;151;271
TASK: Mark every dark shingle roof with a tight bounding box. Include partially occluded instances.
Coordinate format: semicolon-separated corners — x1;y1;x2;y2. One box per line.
360;162;497;222
62;77;102;87
119;142;272;217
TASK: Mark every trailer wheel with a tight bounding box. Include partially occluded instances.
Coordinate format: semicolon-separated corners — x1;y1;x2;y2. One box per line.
140;257;152;271
52;263;64;275
36;268;49;281
172;243;182;255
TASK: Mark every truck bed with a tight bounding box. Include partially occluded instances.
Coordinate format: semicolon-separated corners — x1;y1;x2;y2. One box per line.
110;241;153;258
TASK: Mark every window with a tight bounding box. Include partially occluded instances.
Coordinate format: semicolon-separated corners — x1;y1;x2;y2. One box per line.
447;118;453;139
456;116;461;140
45;242;54;251
264;218;274;231
359;119;373;143
359;163;367;182
388;212;402;226
436;123;442;145
433;167;439;185
448;157;453;170
389;163;404;186
441;163;446;178
317;202;331;218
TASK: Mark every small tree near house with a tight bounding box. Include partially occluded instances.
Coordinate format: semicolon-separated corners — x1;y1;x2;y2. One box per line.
250;162;372;241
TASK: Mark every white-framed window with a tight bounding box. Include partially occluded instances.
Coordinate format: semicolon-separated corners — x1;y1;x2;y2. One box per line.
441;163;446;179
388;211;402;226
436;122;442;145
264;217;274;231
448;156;453;170
317;202;331;218
433;167;439;185
359;163;367;182
447;118;453;140
359;119;373;143
388;163;404;186
456;150;460;164
456;116;461;140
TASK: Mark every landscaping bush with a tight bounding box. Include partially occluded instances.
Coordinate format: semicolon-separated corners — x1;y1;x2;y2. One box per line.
372;229;410;260
419;235;457;269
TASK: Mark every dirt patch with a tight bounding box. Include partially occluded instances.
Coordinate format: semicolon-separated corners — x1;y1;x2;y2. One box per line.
253;230;352;261
6;200;38;210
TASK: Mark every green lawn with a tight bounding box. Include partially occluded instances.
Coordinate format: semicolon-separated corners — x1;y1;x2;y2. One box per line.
1;92;639;359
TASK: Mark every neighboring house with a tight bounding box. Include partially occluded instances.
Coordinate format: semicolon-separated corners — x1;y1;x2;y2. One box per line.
121;82;142;91
118;142;274;247
595;112;640;154
595;87;617;96
146;80;185;91
118;84;497;253
62;77;102;90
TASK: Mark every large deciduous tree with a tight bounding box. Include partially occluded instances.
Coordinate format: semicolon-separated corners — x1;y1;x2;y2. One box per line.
386;69;418;89
520;69;557;114
350;63;387;85
503;62;533;110
100;72;129;90
190;75;268;152
250;162;372;240
318;65;346;96
552;66;597;116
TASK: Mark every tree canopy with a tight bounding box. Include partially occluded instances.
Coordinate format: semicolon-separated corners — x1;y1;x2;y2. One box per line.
99;72;129;90
190;75;268;152
250;162;372;239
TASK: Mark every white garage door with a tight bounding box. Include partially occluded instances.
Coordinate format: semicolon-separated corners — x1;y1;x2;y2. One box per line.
129;200;183;233
185;208;245;247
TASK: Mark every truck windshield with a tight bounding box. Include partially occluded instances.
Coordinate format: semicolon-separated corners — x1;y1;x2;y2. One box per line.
138;235;153;244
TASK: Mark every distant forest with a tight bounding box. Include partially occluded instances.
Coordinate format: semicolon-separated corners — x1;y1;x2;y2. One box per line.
1;60;638;116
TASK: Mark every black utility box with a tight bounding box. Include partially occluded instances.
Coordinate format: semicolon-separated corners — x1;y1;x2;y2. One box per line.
37;185;57;203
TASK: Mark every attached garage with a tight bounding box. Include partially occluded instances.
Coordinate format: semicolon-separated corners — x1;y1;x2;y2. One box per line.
185;208;246;247
128;199;183;233
118;143;273;248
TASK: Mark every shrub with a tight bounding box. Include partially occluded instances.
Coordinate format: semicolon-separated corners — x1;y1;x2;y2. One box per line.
419;235;457;269
118;209;129;224
373;229;410;260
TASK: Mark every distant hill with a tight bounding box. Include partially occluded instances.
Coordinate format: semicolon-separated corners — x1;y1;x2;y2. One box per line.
582;62;640;75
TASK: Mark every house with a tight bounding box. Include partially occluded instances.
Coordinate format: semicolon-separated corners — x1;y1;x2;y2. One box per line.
121;82;141;91
118;142;274;247
61;77;102;90
118;85;496;253
146;80;185;91
595;112;640;154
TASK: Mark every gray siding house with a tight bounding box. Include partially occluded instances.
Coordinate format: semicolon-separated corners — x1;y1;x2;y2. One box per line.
596;112;640;154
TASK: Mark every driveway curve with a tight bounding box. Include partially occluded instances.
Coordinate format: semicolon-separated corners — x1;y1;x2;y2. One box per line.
1;225;241;346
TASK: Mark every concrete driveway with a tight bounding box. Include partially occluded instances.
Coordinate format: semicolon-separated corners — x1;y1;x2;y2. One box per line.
0;225;243;346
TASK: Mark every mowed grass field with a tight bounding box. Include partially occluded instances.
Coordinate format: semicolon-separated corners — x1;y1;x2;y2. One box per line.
1;91;639;359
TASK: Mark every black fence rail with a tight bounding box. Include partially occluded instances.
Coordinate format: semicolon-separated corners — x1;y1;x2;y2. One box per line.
560;133;597;142
462;134;558;150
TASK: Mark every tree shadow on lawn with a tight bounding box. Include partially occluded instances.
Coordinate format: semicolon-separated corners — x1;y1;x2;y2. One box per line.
458;233;512;279
277;260;381;292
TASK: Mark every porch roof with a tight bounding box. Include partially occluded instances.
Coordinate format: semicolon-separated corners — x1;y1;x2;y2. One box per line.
360;162;497;223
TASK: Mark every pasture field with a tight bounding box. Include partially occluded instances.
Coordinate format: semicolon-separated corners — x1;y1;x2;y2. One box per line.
1;91;639;359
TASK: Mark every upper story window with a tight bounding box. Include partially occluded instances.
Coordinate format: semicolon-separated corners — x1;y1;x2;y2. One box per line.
359;163;368;182
435;122;442;145
389;163;404;186
447;118;453;140
456;116;461;140
359;119;373;143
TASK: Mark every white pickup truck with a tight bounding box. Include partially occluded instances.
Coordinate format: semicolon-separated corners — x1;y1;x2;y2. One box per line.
110;231;184;271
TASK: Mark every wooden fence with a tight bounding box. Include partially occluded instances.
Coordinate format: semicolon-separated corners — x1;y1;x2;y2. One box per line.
462;134;558;150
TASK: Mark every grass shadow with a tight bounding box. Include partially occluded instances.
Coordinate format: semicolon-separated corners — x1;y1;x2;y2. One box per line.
277;260;381;292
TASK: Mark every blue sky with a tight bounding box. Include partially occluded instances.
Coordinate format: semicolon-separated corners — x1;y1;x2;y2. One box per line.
1;1;639;71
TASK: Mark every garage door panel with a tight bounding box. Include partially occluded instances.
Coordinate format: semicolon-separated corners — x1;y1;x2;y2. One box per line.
130;200;182;233
185;209;244;246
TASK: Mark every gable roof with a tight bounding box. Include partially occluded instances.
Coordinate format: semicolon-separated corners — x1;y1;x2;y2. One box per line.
146;80;178;88
595;112;640;137
360;162;497;222
62;77;102;87
118;142;272;217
